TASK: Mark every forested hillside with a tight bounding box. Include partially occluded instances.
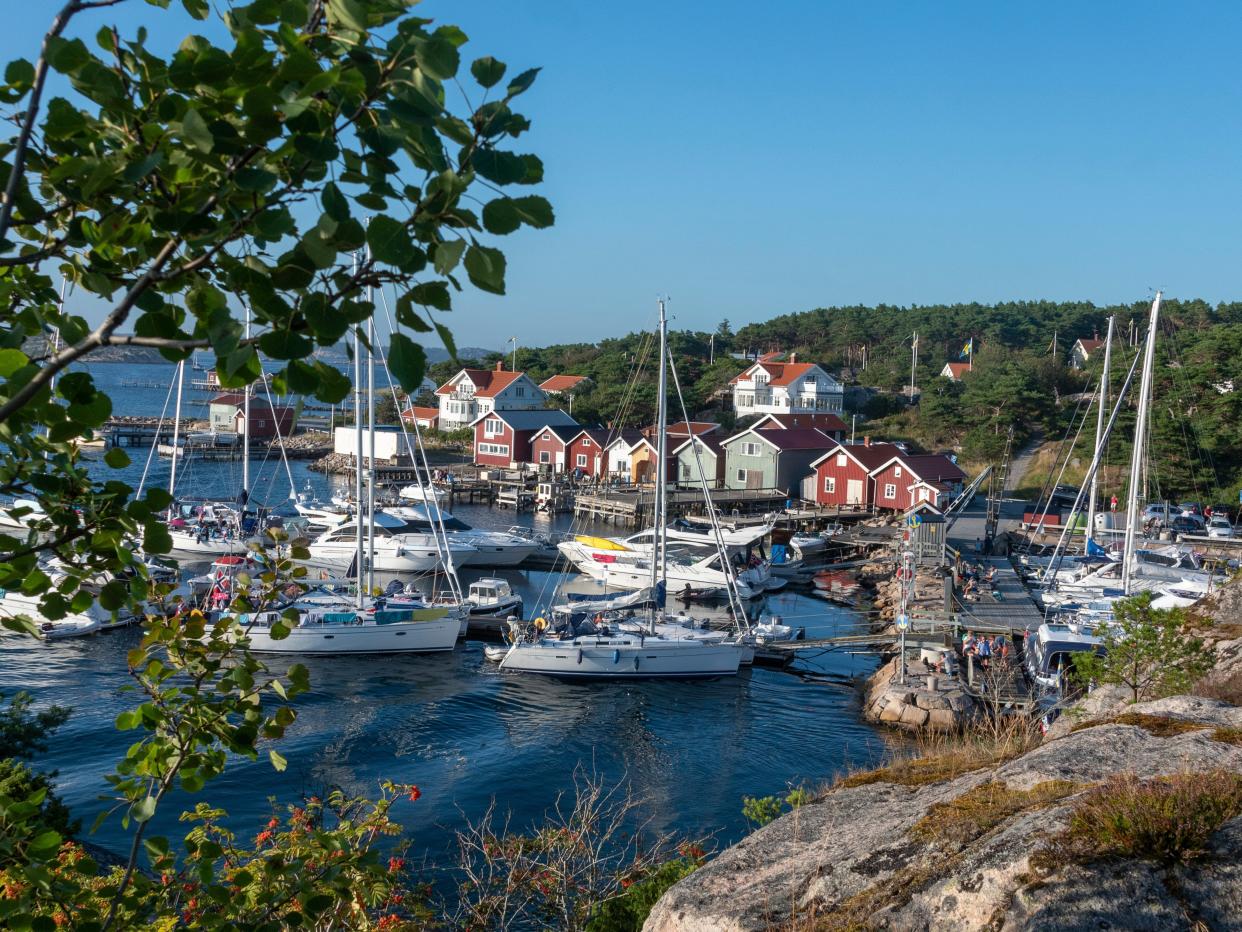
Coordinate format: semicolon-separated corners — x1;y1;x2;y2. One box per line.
423;300;1242;501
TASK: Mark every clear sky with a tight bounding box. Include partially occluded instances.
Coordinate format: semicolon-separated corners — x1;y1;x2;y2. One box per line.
6;1;1242;348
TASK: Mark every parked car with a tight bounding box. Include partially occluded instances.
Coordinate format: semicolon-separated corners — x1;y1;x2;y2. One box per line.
1207;504;1234;521
1178;502;1205;517
1169;516;1205;539
1207;517;1236;539
1142;502;1173;526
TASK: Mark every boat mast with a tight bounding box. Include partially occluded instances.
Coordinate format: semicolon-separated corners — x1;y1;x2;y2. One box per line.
650;298;669;632
169;359;185;497
242;303;251;501
1085;315;1114;549
1122;292;1161;596
366;303;377;597
353;259;365;608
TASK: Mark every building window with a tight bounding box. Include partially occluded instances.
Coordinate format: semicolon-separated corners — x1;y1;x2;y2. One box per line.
836;453;846;467
484;418;502;436
542;432;550;441
582;438;591;447
516;387;524;397
824;476;836;494
477;443;509;457
884;483;896;499
736;468;746;483
539;451;550;464
804;375;816;386
894;465;902;478
576;454;587;467
740;442;761;456
681;464;691;480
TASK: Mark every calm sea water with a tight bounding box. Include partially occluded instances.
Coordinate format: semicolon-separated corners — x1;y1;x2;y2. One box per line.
4;362;889;866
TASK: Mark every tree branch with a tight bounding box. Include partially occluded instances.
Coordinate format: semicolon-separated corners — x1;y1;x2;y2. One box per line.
0;0;129;246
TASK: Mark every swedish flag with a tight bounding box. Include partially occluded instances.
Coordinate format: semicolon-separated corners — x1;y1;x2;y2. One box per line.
959;338;973;359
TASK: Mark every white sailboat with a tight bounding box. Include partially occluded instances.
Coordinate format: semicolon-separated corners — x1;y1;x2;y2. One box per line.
501;299;747;679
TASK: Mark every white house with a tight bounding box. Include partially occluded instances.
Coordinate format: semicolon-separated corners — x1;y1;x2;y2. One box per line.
1069;338;1105;370
603;429;646;477
730;355;843;417
434;362;546;430
939;362;970;381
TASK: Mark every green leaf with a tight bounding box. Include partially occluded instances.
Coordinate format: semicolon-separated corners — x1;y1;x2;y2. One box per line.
481;198;521;235
132;797;157;823
0;348;28;377
269;749;288;772
104;447;131;469
367;215;417;268
259;329;312;360
433;239;466;275
46;37;91;75
410;281;451;311
416;37;459;80
143;519;172;555
464;244;506;295
511;195;554;228
387;333;426;391
470;56;506;89
434;321;458;362
28;829;62;858
180;108;214;153
321;181;350;222
506;67;540;98
327;0;367;32
4;58;34;91
312;361;350;403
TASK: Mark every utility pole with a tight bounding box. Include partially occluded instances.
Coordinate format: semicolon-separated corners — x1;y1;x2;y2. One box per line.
851;413;857;445
709;333;715;365
909;331;918;399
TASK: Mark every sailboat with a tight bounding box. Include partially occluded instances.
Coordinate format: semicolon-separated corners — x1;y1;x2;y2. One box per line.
236;314;459;654
500;299;748;679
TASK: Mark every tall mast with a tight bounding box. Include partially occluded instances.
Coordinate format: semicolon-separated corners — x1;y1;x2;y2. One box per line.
353;265;365;607
1122;292;1161;595
169;359;185;497
1085;315;1114;549
650;298;669;628
909;331;917;398
366;307;377;596
242;304;251;500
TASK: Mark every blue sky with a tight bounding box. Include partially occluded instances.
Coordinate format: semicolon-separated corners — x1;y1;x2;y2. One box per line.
6;1;1242;347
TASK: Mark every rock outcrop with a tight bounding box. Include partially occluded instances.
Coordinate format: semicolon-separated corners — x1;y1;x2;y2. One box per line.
862;656;974;731
644;697;1242;931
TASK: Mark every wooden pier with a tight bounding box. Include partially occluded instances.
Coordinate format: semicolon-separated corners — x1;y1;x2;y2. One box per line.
573;487;793;527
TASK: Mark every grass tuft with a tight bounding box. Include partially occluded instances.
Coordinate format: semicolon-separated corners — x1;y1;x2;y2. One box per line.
1192;668;1242;707
1034;770;1242;868
910;780;1081;847
1069;712;1210;738
1211;726;1242;746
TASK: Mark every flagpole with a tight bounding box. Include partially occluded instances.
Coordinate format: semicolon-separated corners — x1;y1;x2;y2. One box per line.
968;338;973;371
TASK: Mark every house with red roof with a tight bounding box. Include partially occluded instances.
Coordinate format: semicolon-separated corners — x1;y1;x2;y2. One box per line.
753;412;847;441
565;428;610;477
730;353;843;417
400;405;440;431
531;423;584;472
603;429;646;478
807;441;906;507
871;453;967;511
938;362;971;381
538;374;591;395
1070;337;1106;370
434;362;546;430
472;409;579;469
207;393;296;439
721;427;838;495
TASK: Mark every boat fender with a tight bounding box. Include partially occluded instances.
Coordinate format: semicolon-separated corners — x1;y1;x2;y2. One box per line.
577;649;583;665
534;616;547;632
612;649;620;664
633;656;640;671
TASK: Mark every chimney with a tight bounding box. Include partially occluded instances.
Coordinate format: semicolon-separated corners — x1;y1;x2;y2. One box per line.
790;352;797;363
864;436;870;446
495;360;503;372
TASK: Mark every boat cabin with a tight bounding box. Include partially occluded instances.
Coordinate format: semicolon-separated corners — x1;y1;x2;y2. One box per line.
468;578;514;606
1023;622;1104;691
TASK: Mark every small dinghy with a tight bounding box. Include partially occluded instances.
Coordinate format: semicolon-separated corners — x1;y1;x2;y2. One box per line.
484;644;511;663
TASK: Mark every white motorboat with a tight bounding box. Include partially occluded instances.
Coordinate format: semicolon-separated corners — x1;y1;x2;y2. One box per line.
0;591;107;639
0;498;46;532
303;514;476;572
398;483;448;506
1149;577;1214;610
464;578;524;618
294;491;351;530
558;536;767;599
1023;621;1104;692
381;505;538;568
750;614;803;644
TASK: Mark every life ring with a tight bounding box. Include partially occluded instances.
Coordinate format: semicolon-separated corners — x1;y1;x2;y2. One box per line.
534;616;547;631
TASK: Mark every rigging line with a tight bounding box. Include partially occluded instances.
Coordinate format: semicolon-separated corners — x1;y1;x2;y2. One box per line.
374;286;463;603
136;372;177;499
1033;388;1093;530
1030;388;1090;521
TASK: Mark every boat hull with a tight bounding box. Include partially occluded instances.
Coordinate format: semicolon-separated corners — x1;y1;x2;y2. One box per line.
242;616;460;653
499;636;742;679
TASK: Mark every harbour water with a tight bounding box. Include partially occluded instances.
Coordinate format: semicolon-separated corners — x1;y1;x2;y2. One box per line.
3;362;890;866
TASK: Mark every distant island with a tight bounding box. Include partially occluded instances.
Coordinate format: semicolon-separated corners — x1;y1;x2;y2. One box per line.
29;339;497;366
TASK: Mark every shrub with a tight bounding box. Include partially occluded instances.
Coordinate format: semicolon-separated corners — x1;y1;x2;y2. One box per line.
741;795;783;828
586;855;701;932
1039;771;1242;867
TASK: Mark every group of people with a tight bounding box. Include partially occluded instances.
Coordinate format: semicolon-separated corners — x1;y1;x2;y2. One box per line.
961;630;1010;670
959;561;997;601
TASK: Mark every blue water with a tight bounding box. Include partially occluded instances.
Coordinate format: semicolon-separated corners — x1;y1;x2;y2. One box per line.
5;362;889;866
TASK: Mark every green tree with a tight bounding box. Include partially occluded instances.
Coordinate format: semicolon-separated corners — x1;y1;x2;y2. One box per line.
0;691;76;839
0;0;552;926
1070;594;1217;703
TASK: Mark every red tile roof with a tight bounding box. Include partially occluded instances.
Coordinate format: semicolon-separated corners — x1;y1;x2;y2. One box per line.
402;406;439;420
756;412;847;433
1075;338;1105;353
941;362;970;379
435;368;527;398
539;374;589;393
730;361;819;386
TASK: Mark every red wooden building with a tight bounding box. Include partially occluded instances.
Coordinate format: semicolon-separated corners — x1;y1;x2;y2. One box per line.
807;442;904;507
472;409;578;469
871;454;967;511
531;423;582;472
566;428;610;477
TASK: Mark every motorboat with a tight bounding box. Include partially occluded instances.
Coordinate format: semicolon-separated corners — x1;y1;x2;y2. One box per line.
1023;621;1104;692
464;578;524;618
1149;577;1215;610
0;591;109;639
558;536;767;599
380;505;538;567
750;614;803;644
294;491;351;530
0;498;46;532
398;482;448;506
303;514;476;572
